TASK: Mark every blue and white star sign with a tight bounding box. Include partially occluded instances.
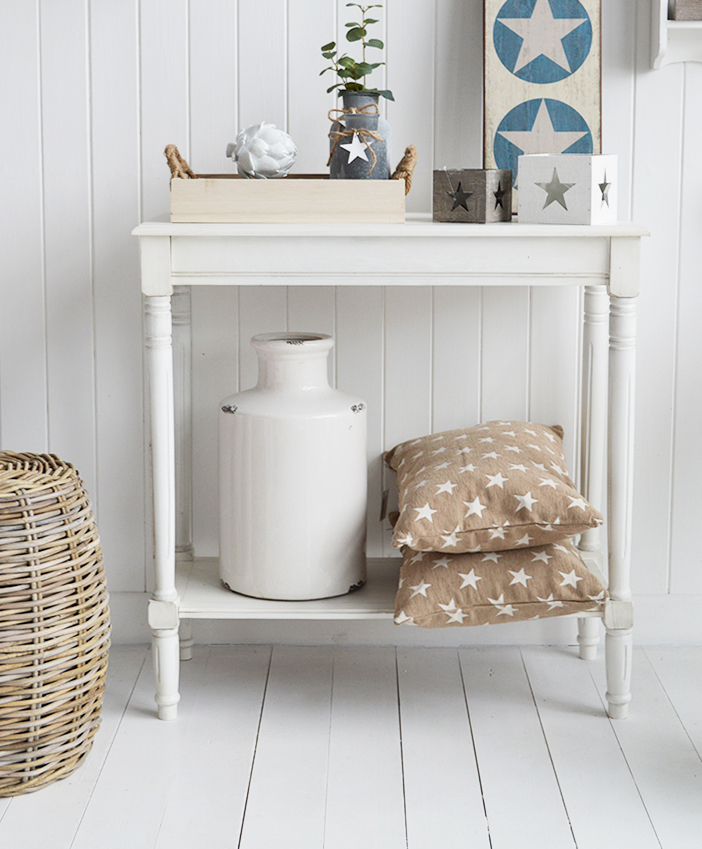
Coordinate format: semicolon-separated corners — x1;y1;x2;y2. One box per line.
494;0;593;84
484;0;601;211
494;98;593;186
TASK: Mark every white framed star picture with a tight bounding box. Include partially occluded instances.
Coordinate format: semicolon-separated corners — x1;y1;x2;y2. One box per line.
484;0;601;210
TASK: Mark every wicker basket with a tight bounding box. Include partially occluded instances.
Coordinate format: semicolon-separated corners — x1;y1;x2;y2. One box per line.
0;452;110;795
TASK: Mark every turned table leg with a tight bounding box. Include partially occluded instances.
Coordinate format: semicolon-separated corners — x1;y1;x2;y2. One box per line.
145;294;180;720
605;295;637;719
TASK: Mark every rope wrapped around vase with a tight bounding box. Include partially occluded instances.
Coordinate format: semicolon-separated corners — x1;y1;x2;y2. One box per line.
327;104;384;173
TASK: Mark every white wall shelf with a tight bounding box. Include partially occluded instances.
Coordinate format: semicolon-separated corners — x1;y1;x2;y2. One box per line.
652;0;702;69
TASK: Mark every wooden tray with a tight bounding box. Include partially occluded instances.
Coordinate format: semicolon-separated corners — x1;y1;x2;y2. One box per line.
170;173;406;224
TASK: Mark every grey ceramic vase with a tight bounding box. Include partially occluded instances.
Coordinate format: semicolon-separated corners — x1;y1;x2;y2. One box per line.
329;90;391;180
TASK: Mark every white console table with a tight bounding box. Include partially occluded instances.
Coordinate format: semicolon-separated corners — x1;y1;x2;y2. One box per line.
133;217;647;721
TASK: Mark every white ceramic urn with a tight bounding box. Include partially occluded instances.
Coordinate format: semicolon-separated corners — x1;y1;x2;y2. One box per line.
219;332;367;600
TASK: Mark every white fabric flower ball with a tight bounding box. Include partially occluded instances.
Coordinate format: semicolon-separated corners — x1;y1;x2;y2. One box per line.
226;122;297;179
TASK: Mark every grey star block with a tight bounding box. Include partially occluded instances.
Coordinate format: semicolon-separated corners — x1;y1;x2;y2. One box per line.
433;169;513;223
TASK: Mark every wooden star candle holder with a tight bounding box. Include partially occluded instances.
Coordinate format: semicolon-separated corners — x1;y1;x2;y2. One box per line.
517;154;617;225
432;169;512;223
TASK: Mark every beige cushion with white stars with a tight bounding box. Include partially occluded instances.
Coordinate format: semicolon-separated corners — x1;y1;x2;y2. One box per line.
394;539;607;628
385;421;602;553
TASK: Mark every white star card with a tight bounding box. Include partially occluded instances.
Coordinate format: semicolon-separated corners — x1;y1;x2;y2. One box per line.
484;0;601;211
517;153;617;224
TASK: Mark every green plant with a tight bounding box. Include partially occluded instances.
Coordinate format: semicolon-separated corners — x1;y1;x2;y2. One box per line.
320;4;394;101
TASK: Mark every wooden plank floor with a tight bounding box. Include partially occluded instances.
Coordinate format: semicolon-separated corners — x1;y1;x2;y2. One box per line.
2;644;701;848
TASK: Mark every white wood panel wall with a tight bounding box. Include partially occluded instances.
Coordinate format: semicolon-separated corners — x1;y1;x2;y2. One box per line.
1;0;701;639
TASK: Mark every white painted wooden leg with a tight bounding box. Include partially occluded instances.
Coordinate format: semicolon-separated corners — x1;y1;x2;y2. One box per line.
179;619;194;661
172;286;193;563
605;628;633;720
577;617;600;660
145;295;180;719
152;628;181;721
606;295;637;719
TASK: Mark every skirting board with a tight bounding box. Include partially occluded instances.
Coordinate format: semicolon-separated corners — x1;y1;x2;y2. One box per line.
110;592;702;647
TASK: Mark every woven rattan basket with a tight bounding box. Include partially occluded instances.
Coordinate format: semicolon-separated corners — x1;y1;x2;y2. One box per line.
0;452;110;795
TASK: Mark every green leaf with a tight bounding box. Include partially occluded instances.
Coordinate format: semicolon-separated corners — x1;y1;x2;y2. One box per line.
363;18;379;24
366;38;384;49
338;56;356;68
370;88;394;101
345;21;361;27
321;51;336;59
319;67;334;75
354;62;375;75
326;83;342;93
346;26;365;41
321;41;336;51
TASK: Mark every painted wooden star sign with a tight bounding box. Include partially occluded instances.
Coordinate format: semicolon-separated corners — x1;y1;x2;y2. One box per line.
498;0;588;75
498;99;588;157
448;181;472;211
340;132;369;163
599;172;611;207
536;168;574;210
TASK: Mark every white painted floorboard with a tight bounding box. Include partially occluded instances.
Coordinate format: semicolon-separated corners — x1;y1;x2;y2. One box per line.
1;644;701;849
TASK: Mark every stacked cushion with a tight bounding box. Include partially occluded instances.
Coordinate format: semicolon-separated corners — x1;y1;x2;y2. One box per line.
385;421;607;628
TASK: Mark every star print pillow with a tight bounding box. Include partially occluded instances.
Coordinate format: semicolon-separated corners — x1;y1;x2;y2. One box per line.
394;539;607;628
384;421;602;553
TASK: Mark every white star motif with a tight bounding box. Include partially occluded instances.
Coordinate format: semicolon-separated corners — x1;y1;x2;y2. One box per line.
559;569;583;588
464;496;487;518
409;579;432;598
457;446;473;455
432;446;448;456
430;435;445;442
441;526;461;549
438;598;459;612
514;491;539;512
588;590;606;603
539;477;558;489
431;555;454;569
445;608;467;624
435;461;451;470
544;431;557;443
567;496;588;511
478;436;495;444
408;550;426;566
498;99;588;158
394;610;415;625
515;533;533;546
502;430;517;437
537;593;564;611
531;550;553;564
482;451;500;460
509;463;528;472
551;462;568;475
411;450;425;460
340;131;370;163
499;0;588;73
414;503;438;522
412;479;429;491
488;594;517;617
527;443;542;452
488;526;507;540
435;480;458;495
459;569;482;589
396;532;414;547
481;552;503;564
504;445;522;453
509;568;533;587
525;428;537;436
459;463;477;474
553;543;570;553
486;472;508;489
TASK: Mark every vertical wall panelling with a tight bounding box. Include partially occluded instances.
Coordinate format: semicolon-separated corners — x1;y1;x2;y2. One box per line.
433;0;483;169
480;288;530;423
287;286;337;384
140;0;190;221
385;0;436;213
431;287;481;433
90;0;145;590
189;0;239;172
288;0;336;175
336;288;385;557
192;289;239;557
0;2;48;451
600;0;637;219
670;62;702;594
237;0;287;130
188;0;240;558
528;287;582;480
383;286;433;555
40;0;96;497
630;1;684;595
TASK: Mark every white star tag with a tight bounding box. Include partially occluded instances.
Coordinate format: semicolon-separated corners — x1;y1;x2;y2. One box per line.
340;132;370;163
